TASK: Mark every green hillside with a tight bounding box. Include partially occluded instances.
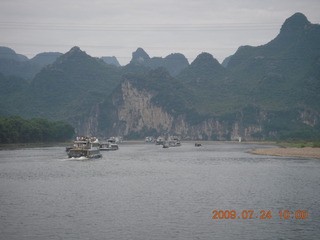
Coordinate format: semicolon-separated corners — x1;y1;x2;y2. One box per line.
176;52;241;115
27;46;121;120
174;13;320;116
225;12;320;111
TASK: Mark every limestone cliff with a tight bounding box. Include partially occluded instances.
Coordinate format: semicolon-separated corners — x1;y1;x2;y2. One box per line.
94;79;270;140
117;81;174;135
74;77;319;140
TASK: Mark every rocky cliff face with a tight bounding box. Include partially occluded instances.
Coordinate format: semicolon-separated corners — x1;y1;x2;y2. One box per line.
73;78;320;140
299;108;320;127
117;81;174;135
92;80;270;140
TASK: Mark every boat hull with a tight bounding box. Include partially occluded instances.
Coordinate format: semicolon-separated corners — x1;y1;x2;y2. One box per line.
99;142;119;151
100;148;118;151
67;149;102;159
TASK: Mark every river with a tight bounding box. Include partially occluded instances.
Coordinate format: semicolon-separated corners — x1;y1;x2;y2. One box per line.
0;142;319;240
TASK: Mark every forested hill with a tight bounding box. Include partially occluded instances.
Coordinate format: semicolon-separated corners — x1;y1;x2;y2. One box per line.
175;12;320;115
0;12;320;141
0;116;74;144
29;46;121;121
223;12;320;112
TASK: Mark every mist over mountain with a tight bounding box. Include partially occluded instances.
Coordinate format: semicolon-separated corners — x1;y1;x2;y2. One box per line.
1;13;319;140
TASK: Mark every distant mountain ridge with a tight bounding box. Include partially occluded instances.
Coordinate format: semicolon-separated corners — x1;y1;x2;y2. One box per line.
0;12;319;140
0;46;62;79
130;47;189;76
223;12;320;112
0;46;121;79
0;46;28;61
101;56;121;67
30;52;63;67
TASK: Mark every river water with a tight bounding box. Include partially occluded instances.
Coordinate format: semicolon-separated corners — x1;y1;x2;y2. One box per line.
0;142;319;240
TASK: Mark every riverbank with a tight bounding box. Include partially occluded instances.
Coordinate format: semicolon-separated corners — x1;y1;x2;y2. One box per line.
250;147;320;159
0;142;71;150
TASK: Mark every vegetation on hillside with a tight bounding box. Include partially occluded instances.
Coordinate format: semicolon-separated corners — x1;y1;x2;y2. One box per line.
123;68;205;123
0;116;74;144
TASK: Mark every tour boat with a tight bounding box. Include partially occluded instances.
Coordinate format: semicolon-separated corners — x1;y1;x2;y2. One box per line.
168;136;181;147
67;136;102;159
99;141;119;151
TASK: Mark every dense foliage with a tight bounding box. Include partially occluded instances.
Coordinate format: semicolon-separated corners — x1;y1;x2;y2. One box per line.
29;46;121;120
0;116;74;143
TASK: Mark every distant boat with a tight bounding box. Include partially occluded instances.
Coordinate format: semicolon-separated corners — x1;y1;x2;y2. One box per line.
162;141;169;148
195;143;202;147
169;140;181;147
155;136;165;145
100;141;119;151
145;136;155;143
107;136;122;143
67;136;102;159
168;136;181;147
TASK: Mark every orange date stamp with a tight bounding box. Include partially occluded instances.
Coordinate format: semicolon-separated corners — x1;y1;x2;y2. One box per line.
212;210;309;220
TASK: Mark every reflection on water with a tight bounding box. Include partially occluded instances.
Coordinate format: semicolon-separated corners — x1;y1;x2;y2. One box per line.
0;142;319;240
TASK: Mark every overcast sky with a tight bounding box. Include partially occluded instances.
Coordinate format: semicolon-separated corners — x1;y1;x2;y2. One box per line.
1;0;319;65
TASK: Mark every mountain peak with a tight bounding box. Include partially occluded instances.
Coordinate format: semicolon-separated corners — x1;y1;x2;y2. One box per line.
177;52;225;83
70;46;81;52
130;48;150;64
191;52;221;69
0;46;28;61
64;46;88;57
280;12;310;34
55;46;88;64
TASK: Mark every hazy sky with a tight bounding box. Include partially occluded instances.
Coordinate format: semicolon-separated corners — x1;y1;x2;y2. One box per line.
1;0;319;65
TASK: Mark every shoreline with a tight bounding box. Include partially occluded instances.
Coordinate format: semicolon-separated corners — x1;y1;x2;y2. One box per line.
0;142;72;150
250;147;320;159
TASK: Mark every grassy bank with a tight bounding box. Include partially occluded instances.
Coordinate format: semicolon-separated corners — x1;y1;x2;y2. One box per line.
276;141;320;148
250;147;320;159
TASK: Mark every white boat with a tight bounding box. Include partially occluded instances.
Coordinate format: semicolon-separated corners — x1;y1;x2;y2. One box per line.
169;141;181;147
100;141;119;151
155;136;165;145
67;136;102;159
162;141;169;148
145;136;155;143
168;136;181;147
